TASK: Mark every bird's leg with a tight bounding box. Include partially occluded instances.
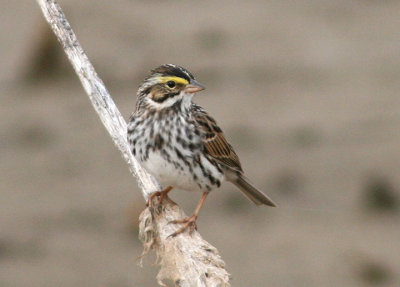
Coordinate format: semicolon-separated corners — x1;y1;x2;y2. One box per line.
168;192;209;237
147;186;175;208
159;186;176;205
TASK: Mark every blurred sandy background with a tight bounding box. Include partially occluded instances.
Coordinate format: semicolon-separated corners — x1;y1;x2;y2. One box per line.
1;1;400;286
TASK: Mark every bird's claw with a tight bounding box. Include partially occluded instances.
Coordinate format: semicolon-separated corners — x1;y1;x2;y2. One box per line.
146;191;162;208
147;186;175;208
168;215;198;237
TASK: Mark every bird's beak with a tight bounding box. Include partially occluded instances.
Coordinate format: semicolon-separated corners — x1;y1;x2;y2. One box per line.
184;80;205;94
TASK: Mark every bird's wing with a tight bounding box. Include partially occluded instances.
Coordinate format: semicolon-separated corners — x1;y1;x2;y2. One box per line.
191;104;243;172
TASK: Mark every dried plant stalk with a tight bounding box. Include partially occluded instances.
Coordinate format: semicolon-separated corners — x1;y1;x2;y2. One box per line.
139;202;230;286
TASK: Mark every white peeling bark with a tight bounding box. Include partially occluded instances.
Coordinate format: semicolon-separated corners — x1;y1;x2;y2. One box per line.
36;1;230;286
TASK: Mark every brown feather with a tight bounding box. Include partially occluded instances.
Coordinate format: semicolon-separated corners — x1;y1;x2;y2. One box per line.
191;104;243;172
192;104;276;207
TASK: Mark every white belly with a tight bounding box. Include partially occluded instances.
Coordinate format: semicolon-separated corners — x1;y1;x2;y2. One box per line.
142;150;225;192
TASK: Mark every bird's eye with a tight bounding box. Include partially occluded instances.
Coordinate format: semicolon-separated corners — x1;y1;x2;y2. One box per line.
166;81;176;88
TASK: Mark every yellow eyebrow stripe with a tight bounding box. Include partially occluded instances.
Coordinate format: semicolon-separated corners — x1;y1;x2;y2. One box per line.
158;76;189;86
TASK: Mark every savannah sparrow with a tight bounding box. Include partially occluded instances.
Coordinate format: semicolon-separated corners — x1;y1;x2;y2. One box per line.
127;64;276;236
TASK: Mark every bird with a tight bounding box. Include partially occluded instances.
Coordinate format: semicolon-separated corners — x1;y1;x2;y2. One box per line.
127;64;276;236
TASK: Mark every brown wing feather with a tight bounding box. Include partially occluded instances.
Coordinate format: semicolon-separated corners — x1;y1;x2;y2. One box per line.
191;104;277;207
192;104;243;172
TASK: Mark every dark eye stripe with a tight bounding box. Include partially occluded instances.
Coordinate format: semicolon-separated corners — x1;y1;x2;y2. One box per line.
153;92;180;103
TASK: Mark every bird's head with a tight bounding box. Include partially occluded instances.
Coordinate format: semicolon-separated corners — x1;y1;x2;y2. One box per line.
137;64;205;110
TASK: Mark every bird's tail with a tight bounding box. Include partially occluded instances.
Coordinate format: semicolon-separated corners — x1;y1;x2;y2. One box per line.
230;174;276;207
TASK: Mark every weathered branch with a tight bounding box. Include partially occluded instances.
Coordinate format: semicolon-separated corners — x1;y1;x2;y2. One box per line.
36;1;230;286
